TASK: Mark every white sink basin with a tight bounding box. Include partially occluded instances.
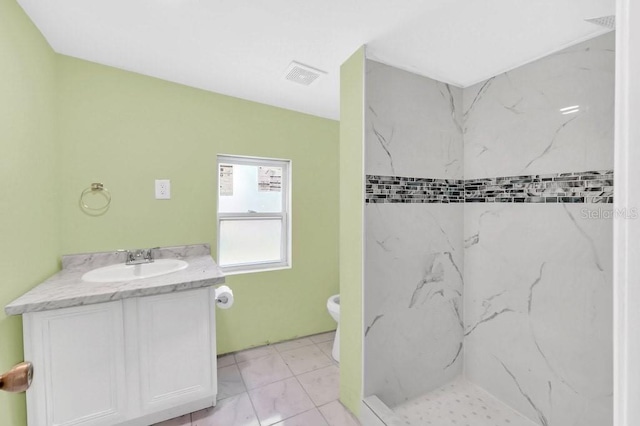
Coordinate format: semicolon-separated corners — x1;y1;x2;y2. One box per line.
82;259;188;283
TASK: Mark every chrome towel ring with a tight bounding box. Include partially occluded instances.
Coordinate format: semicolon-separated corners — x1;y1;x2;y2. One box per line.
80;183;111;211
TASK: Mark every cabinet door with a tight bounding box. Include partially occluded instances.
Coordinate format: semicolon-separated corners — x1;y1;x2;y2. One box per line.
24;302;127;426
132;287;216;414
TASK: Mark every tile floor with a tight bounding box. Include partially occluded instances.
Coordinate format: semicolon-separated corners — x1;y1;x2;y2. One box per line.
392;377;537;426
154;331;361;426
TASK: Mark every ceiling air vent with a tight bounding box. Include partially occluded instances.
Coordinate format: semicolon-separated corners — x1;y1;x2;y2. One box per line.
585;15;615;30
284;61;326;86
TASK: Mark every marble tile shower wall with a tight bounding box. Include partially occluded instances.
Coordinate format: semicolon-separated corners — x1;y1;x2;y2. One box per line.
464;204;612;426
462;32;614;426
463;33;615;180
363;60;464;407
363;31;615;426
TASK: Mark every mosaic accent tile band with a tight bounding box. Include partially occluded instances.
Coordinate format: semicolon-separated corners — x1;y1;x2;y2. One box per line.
366;170;613;203
465;170;613;203
366;176;464;203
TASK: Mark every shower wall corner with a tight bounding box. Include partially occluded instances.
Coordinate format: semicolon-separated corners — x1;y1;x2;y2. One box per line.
360;31;615;426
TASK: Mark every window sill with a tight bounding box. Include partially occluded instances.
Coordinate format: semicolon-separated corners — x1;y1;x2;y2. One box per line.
220;264;292;276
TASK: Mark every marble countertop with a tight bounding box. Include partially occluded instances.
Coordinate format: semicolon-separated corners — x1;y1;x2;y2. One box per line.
5;244;225;316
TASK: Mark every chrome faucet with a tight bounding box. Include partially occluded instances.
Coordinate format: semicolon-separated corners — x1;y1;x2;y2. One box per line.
116;247;159;265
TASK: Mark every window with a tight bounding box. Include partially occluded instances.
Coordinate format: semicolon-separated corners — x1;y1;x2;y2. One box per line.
217;155;291;274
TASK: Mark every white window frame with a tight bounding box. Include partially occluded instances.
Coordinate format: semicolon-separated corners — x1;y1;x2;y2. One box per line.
216;154;292;275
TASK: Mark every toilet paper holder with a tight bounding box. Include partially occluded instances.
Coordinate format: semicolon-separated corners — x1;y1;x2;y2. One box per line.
214;285;234;309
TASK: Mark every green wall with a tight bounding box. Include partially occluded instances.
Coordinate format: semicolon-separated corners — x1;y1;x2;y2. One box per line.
55;55;339;354
339;47;365;415
0;0;59;423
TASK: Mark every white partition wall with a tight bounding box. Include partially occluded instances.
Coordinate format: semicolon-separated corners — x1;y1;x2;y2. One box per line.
614;1;640;425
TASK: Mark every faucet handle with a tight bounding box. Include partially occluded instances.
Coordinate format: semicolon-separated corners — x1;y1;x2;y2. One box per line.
144;247;160;261
115;249;130;258
115;249;135;264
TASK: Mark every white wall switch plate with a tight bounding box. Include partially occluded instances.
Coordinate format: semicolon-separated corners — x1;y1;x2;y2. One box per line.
155;179;171;199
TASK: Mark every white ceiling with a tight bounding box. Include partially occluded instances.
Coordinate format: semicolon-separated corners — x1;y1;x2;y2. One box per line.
18;0;614;120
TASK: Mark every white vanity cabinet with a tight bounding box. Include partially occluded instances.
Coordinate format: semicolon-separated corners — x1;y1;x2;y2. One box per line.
22;286;218;426
23;301;128;426
126;288;217;421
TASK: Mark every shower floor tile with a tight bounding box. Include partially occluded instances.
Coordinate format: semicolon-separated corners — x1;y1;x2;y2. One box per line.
392;377;538;426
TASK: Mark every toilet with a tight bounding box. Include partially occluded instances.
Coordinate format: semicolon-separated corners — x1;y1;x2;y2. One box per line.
326;294;340;362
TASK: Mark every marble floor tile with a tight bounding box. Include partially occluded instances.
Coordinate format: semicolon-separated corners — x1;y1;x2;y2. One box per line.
217;364;246;400
316;341;334;359
217;353;236;368
318;401;361;426
297;365;340;406
309;331;336;344
171;336;354;426
274;337;315;352
234;345;278;363
153;413;192;426
238;353;293;389
249;377;315;426
280;345;334;375
272;408;329;426
191;393;259;426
